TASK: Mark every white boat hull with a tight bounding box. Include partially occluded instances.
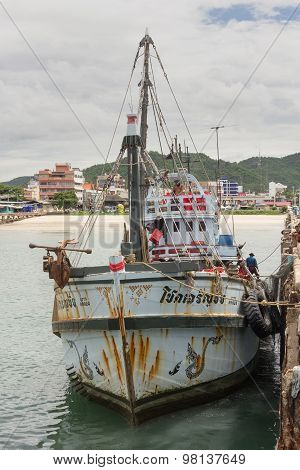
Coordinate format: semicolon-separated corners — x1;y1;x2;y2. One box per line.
52;271;259;423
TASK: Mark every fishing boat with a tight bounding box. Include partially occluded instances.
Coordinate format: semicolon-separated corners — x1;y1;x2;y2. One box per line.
30;34;278;424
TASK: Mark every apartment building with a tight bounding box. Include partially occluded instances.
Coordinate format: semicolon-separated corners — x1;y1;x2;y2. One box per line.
36;163;84;204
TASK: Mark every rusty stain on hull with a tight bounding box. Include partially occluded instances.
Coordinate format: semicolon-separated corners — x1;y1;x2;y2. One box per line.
138;335;145;371
103;331;113;356
149;350;160;381
52;297;59;322
196;354;202;371
145;337;150;362
138;334;150;373
129;332;135;372
111;336;124;383
114;282;137;423
103;288;117;318
102;350;111;376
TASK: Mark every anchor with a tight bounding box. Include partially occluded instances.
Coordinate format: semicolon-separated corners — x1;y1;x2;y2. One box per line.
29;240;92;289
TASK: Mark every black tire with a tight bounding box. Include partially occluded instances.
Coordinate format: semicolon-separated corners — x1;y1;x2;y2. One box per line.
243;289;273;338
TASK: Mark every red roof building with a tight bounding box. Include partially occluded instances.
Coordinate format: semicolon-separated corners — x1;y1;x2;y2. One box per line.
36;163;84;202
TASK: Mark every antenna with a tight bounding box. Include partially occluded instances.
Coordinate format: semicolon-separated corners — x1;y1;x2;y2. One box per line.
181;140;191;173
210;126;224;174
211;125;225;204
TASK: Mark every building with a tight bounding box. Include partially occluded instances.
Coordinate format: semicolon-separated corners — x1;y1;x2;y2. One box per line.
24;178;40;201
220;179;239;196
36;163;84;204
82;182;98;210
199;180;242;197
83;181;128;211
96;173;126;195
73;168;85;205
269;182;287;199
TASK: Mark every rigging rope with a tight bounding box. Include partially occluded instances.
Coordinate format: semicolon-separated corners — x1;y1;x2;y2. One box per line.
70;45;142;264
258;242;281;265
73;147;126;265
144;53;227;269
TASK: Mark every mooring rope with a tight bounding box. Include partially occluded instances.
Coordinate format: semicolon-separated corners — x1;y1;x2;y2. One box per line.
258;242;281;265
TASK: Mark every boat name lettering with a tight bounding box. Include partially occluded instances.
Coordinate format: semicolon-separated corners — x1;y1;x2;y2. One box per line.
58;293;77;309
57;293;91;309
80;297;90;306
160;286;225;305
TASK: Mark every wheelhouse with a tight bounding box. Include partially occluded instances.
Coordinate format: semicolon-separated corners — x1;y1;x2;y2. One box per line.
145;172;238;262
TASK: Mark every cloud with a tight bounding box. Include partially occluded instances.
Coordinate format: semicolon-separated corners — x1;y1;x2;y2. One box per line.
204;3;300;24
204;4;257;24
0;0;299;179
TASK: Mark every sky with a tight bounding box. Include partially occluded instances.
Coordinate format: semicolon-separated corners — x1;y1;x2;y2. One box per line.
0;0;300;180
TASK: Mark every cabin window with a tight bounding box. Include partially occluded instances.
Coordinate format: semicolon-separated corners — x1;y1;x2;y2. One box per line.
171;197;180;211
173;221;180;232
186;221;193;232
199;221;206;231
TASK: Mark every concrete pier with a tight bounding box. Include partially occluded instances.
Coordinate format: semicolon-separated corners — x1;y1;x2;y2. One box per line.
277;211;300;449
0;211;47;224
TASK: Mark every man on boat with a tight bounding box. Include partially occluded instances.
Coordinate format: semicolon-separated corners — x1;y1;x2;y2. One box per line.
173;180;184;195
246;253;259;278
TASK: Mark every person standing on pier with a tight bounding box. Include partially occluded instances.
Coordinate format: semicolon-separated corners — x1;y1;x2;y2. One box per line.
246;253;259;278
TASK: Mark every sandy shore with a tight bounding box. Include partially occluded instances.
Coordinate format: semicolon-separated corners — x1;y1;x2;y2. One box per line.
0;213;284;232
0;214;127;233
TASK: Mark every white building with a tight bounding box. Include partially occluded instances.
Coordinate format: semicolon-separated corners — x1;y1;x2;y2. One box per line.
73;168;85;206
24;178;40;201
269;181;287;198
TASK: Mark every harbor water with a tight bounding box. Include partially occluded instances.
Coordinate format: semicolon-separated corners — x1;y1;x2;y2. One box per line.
0;215;283;450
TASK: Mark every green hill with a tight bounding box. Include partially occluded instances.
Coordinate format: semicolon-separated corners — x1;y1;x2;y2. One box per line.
83;152;300;193
1;176;32;187
2;152;299;193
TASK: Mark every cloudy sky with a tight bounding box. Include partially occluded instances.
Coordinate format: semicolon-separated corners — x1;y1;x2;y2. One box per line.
0;0;300;180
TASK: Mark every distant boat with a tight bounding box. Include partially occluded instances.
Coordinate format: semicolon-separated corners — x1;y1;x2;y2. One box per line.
31;34;279;424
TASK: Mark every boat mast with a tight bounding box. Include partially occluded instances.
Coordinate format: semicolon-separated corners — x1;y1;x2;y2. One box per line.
124;114;143;262
123;33;153;262
139;32;153;206
139;32;153;152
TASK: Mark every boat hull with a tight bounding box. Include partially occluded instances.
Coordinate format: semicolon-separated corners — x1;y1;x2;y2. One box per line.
53;271;259;423
59;325;259;424
68;351;258;424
